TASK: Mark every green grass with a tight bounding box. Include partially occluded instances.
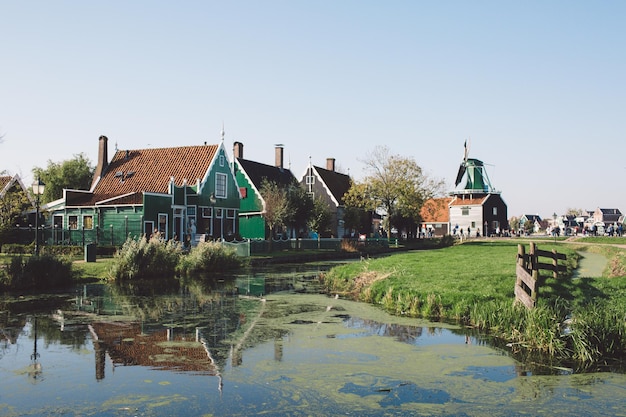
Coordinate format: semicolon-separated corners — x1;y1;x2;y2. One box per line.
323;240;626;367
72;258;115;281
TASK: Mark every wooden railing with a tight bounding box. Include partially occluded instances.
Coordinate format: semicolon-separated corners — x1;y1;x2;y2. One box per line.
515;243;566;309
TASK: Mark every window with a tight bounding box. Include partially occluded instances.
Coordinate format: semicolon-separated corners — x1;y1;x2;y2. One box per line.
239;187;247;198
493;207;498;215
306;176;315;185
144;221;154;237
83;215;94;230
201;207;212;218
158;214;168;238
461;208;469;216
307;191;314;200
216;208;223;219
215;173;227;198
69;216;78;230
219;155;225;167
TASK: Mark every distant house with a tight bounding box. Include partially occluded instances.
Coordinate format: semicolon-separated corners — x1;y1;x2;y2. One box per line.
592;208;622;227
299;158;351;238
519;214;542;234
420;197;453;237
232;142;298;239
44;135;240;245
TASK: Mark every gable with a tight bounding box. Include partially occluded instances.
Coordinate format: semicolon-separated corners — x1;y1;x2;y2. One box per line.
312;166;351;205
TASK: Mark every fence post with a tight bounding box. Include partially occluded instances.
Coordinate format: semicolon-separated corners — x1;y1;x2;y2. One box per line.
552;249;558;278
529;242;539;303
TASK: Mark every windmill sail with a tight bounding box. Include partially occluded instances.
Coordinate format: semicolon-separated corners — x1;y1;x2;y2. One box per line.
454;164;466;186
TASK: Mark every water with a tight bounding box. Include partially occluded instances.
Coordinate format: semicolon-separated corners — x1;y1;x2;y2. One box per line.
1;262;625;416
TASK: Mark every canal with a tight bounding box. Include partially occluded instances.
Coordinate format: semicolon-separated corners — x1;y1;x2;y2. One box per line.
1;261;624;416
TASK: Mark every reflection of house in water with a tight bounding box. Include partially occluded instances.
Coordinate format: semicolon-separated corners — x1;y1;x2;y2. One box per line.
89;321;225;381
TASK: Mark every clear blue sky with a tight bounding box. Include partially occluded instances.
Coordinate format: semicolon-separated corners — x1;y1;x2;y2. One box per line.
2;1;625;219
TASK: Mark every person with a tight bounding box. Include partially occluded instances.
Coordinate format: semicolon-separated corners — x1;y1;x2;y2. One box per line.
189;219;197;244
467;227;471;237
476;228;481;238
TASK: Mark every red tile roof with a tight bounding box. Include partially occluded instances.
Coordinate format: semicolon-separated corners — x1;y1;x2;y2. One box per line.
81;145;218;206
421;197;453;222
449;196;487;206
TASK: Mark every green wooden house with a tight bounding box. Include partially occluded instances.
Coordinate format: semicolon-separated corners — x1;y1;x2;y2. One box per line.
232;142;297;239
44;135;240;246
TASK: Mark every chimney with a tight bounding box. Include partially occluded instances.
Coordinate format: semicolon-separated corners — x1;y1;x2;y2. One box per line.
91;135;109;189
326;158;336;172
233;141;244;159
275;145;284;170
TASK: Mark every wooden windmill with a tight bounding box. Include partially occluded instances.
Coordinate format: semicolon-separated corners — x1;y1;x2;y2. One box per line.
449;140;508;237
454;139;496;194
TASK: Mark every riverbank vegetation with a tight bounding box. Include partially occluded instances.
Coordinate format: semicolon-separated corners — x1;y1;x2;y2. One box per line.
322;240;626;370
110;235;246;281
0;254;73;290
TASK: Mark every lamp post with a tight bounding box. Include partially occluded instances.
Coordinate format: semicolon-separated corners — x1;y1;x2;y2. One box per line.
31;177;45;256
553;212;558;243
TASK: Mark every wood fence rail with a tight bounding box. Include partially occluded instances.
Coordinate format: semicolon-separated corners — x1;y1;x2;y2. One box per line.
515;242;567;309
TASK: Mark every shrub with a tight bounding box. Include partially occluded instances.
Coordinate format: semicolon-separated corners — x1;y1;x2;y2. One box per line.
0;254;73;290
110;234;182;280
177;241;245;276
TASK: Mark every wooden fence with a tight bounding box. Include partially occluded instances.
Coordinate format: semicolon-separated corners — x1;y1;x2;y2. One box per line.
515;242;566;309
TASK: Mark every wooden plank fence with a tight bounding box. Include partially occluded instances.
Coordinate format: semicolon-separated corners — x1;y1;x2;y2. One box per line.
515;242;566;309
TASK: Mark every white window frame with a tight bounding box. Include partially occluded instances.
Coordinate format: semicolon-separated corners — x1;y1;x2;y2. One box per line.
215;173;227;198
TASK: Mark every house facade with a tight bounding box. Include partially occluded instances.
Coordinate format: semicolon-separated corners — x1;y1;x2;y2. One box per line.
44;135;240;246
299;158;351;238
420;197;453;237
232;142;297;239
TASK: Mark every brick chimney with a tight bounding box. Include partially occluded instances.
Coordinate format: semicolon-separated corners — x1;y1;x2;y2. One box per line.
91;135;109;189
275;145;284;170
233;141;244;159
326;158;335;172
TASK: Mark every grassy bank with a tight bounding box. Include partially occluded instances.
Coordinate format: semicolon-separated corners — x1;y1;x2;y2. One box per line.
322;240;626;369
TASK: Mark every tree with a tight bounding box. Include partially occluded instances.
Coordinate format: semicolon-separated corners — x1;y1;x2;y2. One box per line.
308;197;333;248
259;179;291;251
0;179;31;249
509;216;520;233
285;180;314;242
33;153;94;204
353;145;445;239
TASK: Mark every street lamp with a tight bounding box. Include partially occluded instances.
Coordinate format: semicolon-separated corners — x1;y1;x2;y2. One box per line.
553;212;558;243
31;177;45;256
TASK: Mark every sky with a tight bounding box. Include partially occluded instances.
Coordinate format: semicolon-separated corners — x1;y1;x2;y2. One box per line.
1;1;625;219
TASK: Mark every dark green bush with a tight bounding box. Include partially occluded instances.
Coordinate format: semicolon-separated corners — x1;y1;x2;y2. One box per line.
0;255;73;290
